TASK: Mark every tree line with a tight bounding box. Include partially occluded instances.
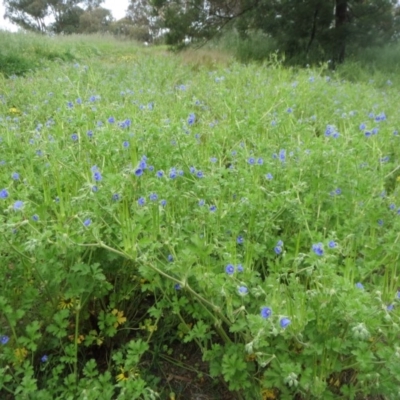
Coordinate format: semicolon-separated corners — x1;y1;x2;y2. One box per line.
4;0;400;63
2;0;153;41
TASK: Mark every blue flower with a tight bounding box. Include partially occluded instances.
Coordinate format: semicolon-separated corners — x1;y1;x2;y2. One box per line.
169;169;177;179
279;149;286;162
276;240;283;247
87;130;93;138
280;317;291;328
123;141;129;148
261;307;272;319
225;264;235;275
160;199;167;207
237;235;244;244
198;199;205;206
210;157;217;163
328;241;337;248
265;173;273;180
209;205;217;212
149;193;158;201
325;125;334;137
93;171;102;181
238;286;248;295
1;336;9;345
365;131;372;137
312;243;324;256
237;264;244;272
188;113;196;126
112;193;120;201
372;128;379;135
71;134;78;141
32;214;39;221
274;246;282;255
174;283;181;290
0;189;8;198
134;168;143;177
108;117;115;123
13;200;23;210
168;254;173;262
335;188;342;195
190;166;196;173
138;197;145;206
248;157;255;165
92;185;98;192
257;158;264;165
139;160;147;170
359;123;366;130
196;171;204;178
387;304;394;311
156;170;164;178
377;219;384;226
12;172;19;180
76;98;82;105
355;282;364;290
41;355;48;363
83;218;91;227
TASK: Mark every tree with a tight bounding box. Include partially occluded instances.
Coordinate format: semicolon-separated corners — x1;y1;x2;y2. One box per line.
3;0;109;34
126;0;161;42
78;6;113;33
4;0;49;32
151;0;400;63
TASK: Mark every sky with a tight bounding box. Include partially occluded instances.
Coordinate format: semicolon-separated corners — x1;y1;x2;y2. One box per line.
0;0;130;32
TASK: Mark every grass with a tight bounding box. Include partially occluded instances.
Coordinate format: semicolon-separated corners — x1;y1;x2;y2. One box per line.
1;31;400;399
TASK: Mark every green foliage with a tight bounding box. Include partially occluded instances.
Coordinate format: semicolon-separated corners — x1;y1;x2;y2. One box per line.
2;32;400;399
3;0;109;35
0;52;36;77
154;0;399;65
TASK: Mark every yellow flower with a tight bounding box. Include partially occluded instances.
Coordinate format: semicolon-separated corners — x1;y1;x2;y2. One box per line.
116;368;130;382
140;318;158;333
14;347;28;363
9;107;21;115
116;367;139;382
261;388;278;400
68;334;85;344
59;297;75;309
111;309;127;328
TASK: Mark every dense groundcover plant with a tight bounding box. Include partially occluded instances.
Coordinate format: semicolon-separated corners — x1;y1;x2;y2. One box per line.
1;50;400;399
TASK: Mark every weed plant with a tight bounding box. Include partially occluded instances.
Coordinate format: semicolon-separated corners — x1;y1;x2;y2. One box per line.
1;39;400;399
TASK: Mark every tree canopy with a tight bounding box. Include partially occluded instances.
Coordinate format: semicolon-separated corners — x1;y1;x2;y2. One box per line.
3;0;111;33
150;0;400;63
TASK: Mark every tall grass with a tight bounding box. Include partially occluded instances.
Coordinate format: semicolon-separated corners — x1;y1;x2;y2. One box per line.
0;30;144;77
1;32;400;399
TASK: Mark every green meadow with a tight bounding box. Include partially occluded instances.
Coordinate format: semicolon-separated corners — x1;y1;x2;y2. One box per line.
2;31;400;399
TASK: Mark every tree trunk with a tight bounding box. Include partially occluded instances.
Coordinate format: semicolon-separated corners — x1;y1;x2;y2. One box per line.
334;0;347;64
306;4;320;58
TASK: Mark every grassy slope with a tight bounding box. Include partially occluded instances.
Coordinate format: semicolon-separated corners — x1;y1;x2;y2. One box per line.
1;32;400;399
